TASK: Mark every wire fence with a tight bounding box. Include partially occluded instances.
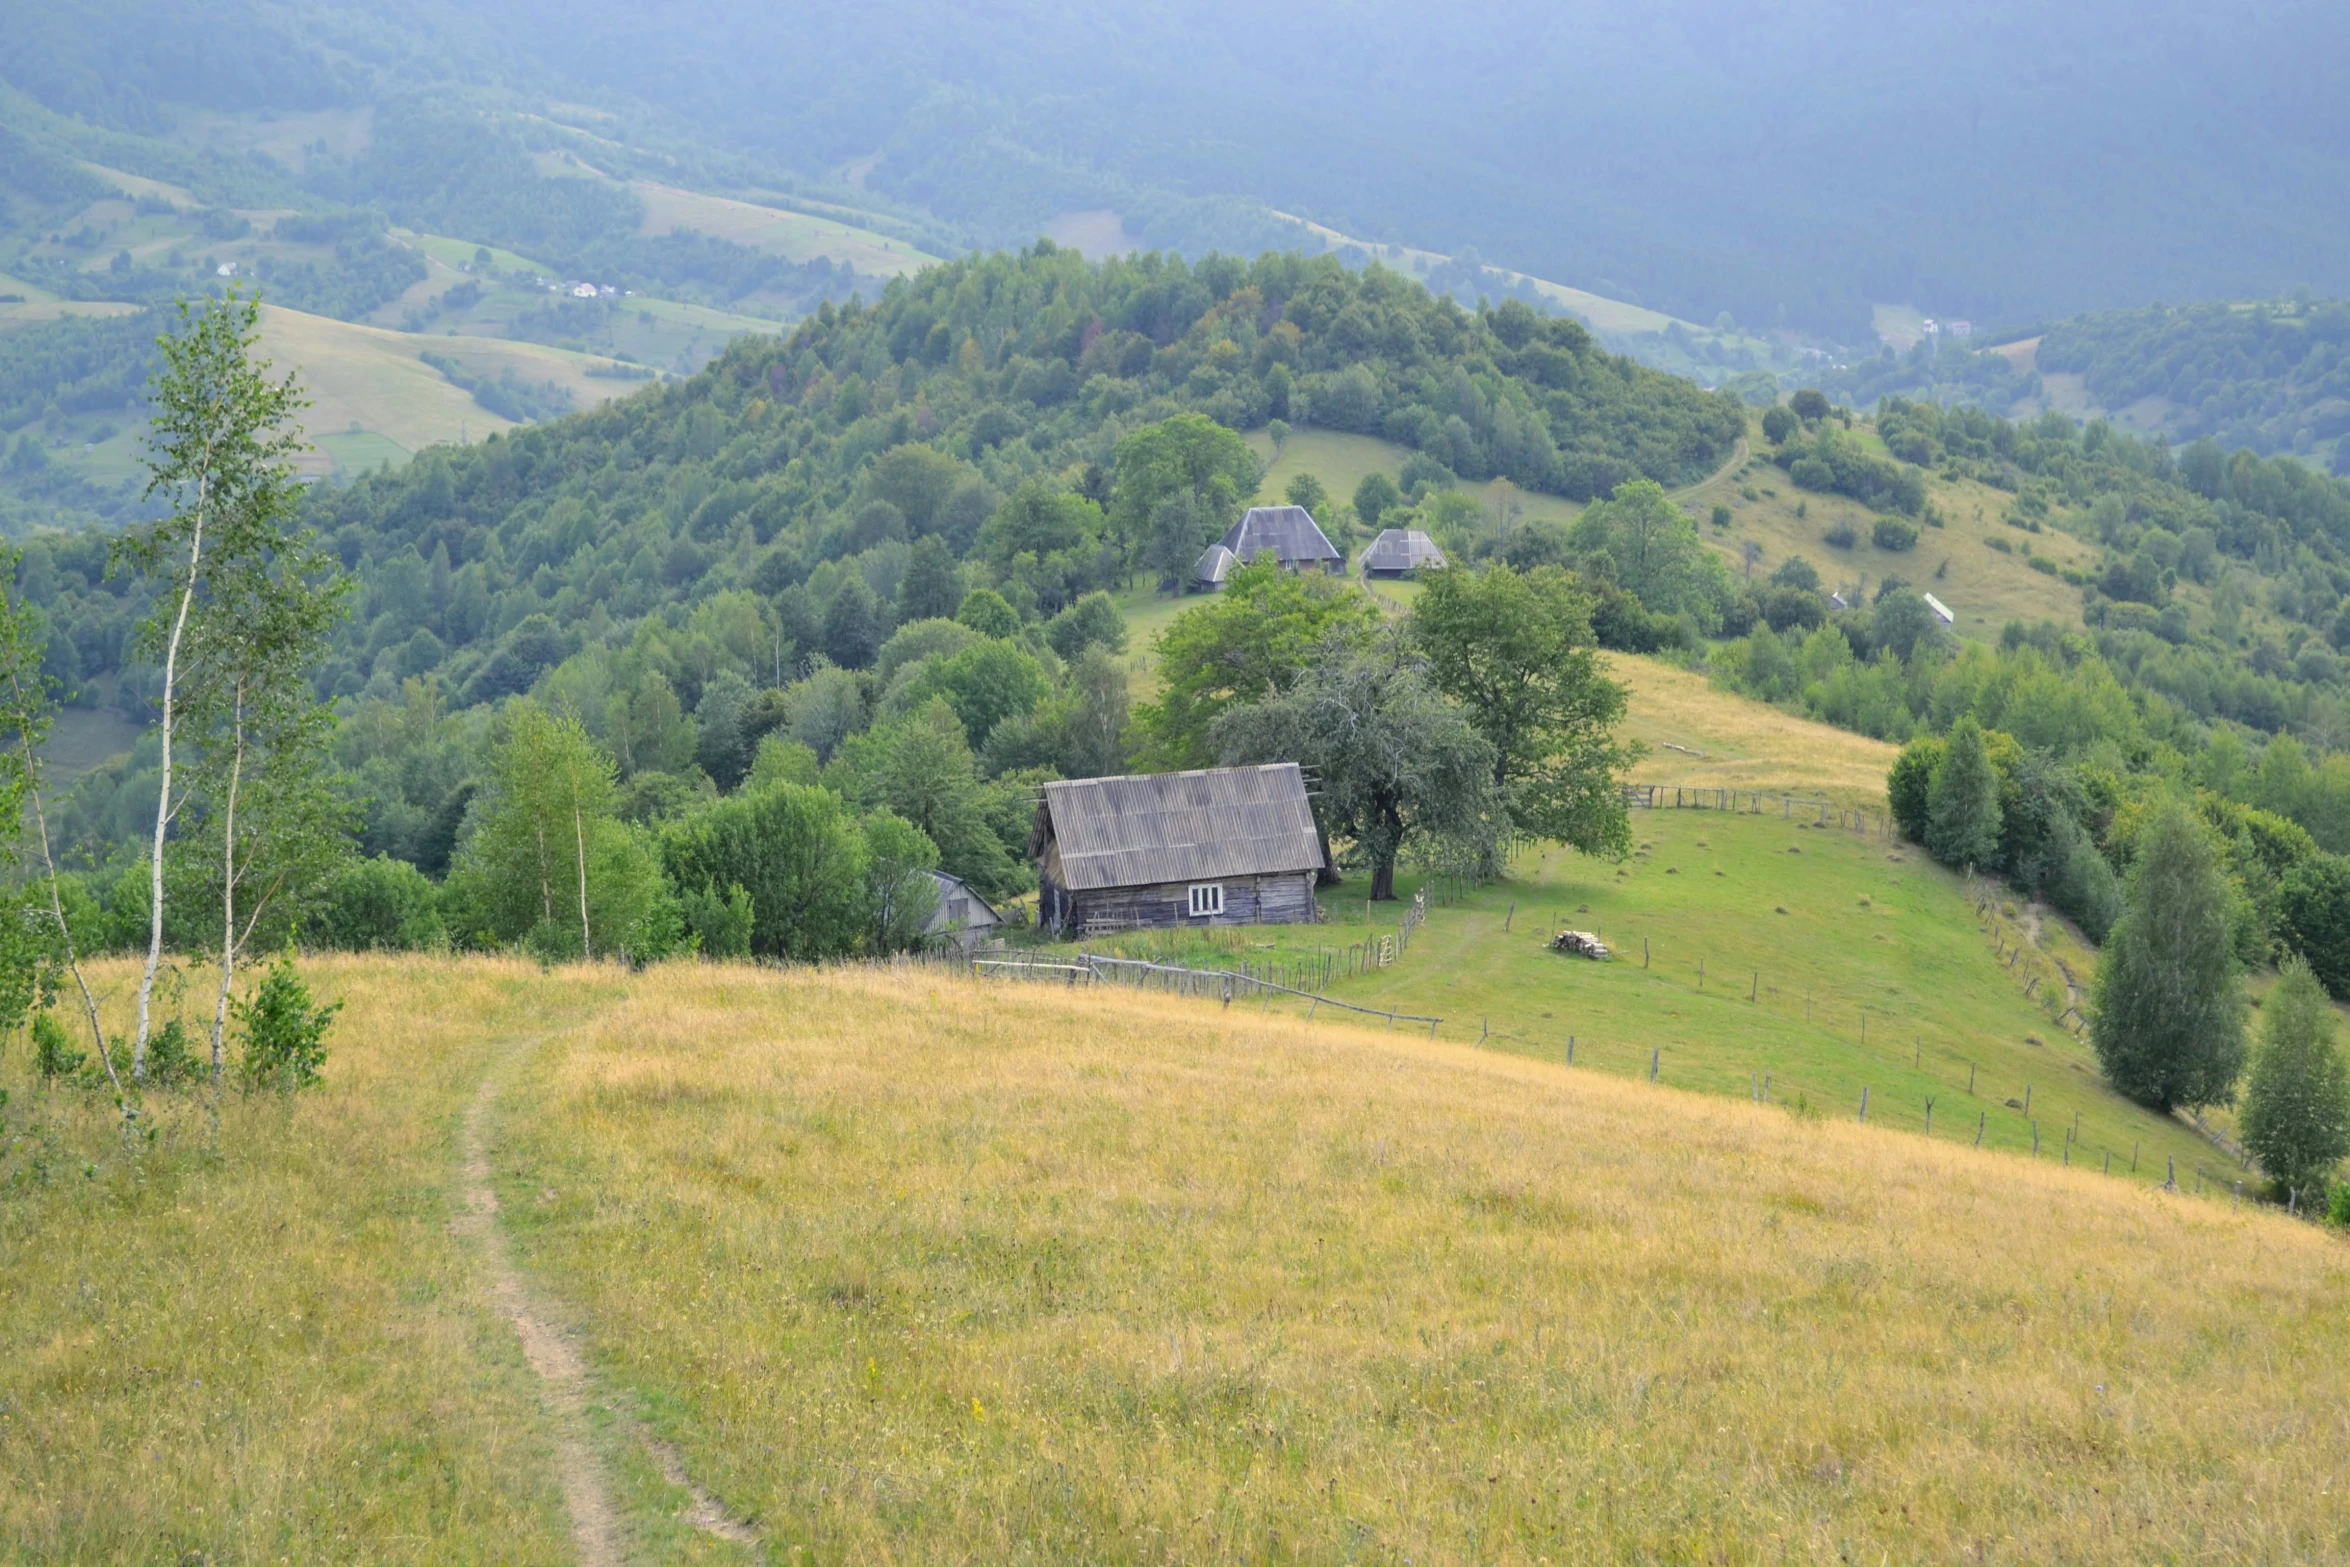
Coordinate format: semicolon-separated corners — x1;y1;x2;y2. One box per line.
1622;782;1894;842
908;796;2267;1205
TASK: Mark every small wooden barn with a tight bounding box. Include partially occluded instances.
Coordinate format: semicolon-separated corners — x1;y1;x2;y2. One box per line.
1031;763;1326;934
921;870;1003;952
1361;527;1448;577
1192;505;1342;588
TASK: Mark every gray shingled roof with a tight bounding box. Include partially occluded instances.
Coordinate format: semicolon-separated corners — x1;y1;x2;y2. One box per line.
1192;542;1239;586
1034;763;1324;890
1220;505;1341;566
1362;528;1447;572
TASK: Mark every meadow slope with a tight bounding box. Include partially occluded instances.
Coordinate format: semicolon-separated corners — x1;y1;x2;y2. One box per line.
4;958;2346;1561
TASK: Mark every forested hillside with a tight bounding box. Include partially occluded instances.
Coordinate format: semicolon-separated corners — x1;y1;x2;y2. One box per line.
2035;297;2350;474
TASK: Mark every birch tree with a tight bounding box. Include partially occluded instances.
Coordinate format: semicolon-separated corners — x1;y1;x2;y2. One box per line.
119;290;308;1080
0;550;120;1104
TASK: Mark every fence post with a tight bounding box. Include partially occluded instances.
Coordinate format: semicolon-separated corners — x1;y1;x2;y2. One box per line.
1749;972;1758;1001
2164;1154;2176;1189
1567;1035;1575;1065
2032;1122;2040;1156
2023;1084;2031;1115
1968;1063;1976;1095
1643;937;1650;969
1649;1048;1659;1082
1859;1086;1868;1122
1975;1110;1985;1147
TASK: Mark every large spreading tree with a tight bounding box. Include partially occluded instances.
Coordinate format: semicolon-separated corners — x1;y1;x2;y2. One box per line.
1213;632;1499;900
1409;561;1635;858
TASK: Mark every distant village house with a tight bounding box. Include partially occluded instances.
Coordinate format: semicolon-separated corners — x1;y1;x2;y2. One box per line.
1031;763;1326;934
1192;505;1342;590
1362;528;1447;578
921;870;1003;952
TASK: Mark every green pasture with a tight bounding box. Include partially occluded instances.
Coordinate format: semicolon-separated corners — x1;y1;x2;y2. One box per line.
1056;805;2238;1194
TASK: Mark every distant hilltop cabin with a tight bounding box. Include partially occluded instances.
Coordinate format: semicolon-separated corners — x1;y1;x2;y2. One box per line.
1192;505;1343;590
1362;528;1447;578
1031;763;1327;934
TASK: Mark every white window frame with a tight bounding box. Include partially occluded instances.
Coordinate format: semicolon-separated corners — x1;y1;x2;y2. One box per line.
1187;883;1225;918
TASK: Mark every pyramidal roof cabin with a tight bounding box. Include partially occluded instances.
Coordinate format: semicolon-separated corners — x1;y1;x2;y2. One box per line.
1192;505;1343;589
1362;527;1447;578
1031;763;1326;934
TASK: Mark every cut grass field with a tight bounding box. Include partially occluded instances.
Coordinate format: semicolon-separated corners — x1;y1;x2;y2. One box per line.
629;183;942;277
251;307;650;475
8;957;2344;1560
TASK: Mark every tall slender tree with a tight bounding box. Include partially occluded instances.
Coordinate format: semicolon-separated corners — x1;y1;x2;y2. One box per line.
2239;957;2350;1206
2089;798;2247;1113
177;485;350;1075
0;549;119;1104
119;290;308;1080
1926;715;2001;870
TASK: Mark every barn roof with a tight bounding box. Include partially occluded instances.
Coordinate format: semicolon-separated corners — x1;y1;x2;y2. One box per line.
1034;763;1324;891
1220;505;1341;566
1192;542;1239;586
1362;527;1447;572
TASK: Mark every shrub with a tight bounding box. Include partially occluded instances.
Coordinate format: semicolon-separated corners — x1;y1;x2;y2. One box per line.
1872;517;1918;551
235;949;342;1091
148;1018;200;1088
2239;958;2350;1205
315;855;447;951
31;1010;82;1079
1823;521;1857;549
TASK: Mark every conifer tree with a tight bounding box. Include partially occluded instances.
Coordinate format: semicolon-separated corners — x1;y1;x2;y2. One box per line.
1925;714;2001;869
2240;957;2350;1205
2089;799;2247;1113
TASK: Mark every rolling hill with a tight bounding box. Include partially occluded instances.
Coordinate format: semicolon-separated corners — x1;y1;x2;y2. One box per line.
4;956;2341;1558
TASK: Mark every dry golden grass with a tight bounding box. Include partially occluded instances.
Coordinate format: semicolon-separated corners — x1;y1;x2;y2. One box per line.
0;956;624;1563
1604;651;1900;808
10;957;2347;1560
498;963;2350;1565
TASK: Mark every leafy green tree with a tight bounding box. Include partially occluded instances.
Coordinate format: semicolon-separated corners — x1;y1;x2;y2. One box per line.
1044;591;1127;660
2090;799;2248;1113
823;576;881;669
1925;716;2001;869
1353;471;1404;531
862;809;941;953
2239;956;2350;1204
978;479;1104;561
1566;480;1724;626
1111;413;1259;573
2279;854;2350;999
899;535;964;621
1790;389;1831;422
1886;734;1943;843
1761;404;1798;444
896;638;1049;748
660;781;874;959
1214;633;1500;901
1133;557;1377;767
956;587;1021;638
445;700;680;959
1284;472;1331;517
119;289;310;1080
1409;562;1635;856
828;699;1025;897
175;481;352;1072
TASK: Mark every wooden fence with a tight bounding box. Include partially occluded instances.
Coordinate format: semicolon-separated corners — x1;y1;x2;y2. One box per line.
1622;782;1891;841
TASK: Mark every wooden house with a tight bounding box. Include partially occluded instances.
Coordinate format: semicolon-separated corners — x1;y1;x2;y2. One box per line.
1192;505;1342;588
1362;527;1447;577
1031;763;1326;934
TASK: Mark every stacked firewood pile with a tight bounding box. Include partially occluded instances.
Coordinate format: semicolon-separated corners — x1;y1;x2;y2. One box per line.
1548;930;1611;960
